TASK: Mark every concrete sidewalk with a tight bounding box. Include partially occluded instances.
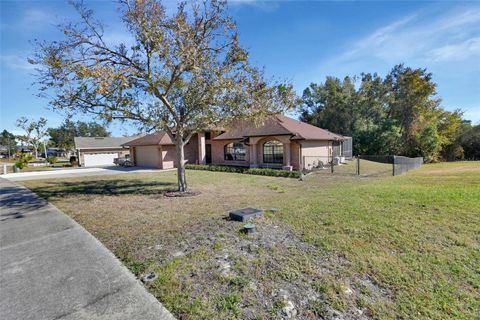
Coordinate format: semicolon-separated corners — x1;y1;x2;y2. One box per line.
0;178;175;320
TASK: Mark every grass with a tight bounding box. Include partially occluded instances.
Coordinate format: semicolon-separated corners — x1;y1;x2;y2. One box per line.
20;161;480;319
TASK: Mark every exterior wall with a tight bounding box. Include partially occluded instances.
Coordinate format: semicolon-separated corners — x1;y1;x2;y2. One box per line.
211;139;251;167
78;148;129;166
185;134;199;164
300;140;332;169
130;146;136;164
162;135;200;169
290;141;301;171
197;132;206;164
130;132;332;172
134;145;162;168
209;135;301;170
161;145;176;169
301;140;331;157
250;135;292;169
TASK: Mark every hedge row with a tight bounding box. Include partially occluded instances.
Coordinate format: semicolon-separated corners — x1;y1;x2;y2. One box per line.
185;164;302;178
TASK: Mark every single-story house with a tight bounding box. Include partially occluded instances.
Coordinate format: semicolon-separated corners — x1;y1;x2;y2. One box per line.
43;148;70;158
124;115;347;171
74;136;139;167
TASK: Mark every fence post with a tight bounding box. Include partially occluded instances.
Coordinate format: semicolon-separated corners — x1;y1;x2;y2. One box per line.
392;155;396;176
357;155;360;175
3;164;6;175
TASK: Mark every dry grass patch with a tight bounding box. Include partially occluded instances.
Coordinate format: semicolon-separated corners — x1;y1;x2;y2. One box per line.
21;162;480;320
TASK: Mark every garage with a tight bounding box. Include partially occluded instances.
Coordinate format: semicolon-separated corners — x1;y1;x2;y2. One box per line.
74;136;139;167
134;146;161;168
83;153;118;167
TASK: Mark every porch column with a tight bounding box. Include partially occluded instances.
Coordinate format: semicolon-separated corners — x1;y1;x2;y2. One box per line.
283;142;292;171
197;132;206;164
250;143;258;168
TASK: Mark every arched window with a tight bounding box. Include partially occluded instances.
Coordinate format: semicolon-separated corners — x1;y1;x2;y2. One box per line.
224;142;246;161
263;140;283;164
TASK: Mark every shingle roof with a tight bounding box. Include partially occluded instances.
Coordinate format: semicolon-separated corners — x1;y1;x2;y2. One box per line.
74;136;138;149
122;132;174;146
214;115;344;141
121;115;344;146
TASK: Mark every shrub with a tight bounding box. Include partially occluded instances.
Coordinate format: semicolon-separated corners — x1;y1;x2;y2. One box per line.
46;156;58;165
185;164;302;178
15;153;33;169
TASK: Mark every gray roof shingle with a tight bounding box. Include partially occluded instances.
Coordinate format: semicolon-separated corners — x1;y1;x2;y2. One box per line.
74;136;139;149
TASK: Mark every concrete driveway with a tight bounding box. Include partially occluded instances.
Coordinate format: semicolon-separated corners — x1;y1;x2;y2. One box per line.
0;178;175;320
2;166;172;181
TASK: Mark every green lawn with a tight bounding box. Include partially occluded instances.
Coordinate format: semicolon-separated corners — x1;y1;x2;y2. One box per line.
20;162;480;319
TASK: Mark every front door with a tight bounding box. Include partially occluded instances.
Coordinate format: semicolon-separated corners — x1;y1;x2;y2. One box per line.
205;144;212;164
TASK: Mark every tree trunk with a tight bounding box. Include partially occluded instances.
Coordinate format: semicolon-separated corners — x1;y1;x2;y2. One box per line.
34;146;38;159
175;139;187;192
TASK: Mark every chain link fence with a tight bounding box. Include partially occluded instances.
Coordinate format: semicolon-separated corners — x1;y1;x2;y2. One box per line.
302;154;423;177
392;156;424;176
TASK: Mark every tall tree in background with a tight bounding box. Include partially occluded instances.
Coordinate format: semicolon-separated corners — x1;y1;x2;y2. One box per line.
449;121;480;160
300;64;464;161
31;0;295;192
48;120;110;150
0;130;17;158
300;76;357;135
386;65;444;159
355;73;401;155
15;117;48;159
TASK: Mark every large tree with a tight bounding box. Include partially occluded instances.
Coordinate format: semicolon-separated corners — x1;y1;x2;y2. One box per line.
0;130;17;158
48;120;110;150
300;65;464;161
450;121;480;161
31;0;295;191
300;76;357;136
16;117;48;159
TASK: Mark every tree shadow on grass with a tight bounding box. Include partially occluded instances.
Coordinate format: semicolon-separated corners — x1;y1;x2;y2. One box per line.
30;179;177;200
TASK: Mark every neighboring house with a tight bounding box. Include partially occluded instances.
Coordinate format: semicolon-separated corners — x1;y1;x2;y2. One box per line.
43;148;70;158
124;115;347;171
74;136;138;167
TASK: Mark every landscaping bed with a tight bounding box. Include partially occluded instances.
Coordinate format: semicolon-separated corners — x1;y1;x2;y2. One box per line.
186;164;302;178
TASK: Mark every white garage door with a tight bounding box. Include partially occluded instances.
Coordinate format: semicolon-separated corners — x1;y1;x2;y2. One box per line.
84;153;117;167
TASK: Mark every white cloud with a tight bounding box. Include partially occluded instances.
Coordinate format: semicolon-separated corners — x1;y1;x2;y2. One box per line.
228;0;280;12
18;8;57;30
294;5;480;122
304;4;480;73
342;7;480;65
0;55;35;72
102;31;136;48
430;37;480;61
463;107;480;125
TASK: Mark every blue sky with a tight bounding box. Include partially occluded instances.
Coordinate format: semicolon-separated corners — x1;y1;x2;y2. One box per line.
1;0;479;136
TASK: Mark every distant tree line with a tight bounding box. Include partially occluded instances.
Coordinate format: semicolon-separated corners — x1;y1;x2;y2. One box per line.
300;64;479;161
47;120;110;151
0;119;109;158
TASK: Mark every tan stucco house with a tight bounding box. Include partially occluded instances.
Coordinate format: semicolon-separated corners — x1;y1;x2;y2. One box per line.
124;115;347;171
74;136;137;167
